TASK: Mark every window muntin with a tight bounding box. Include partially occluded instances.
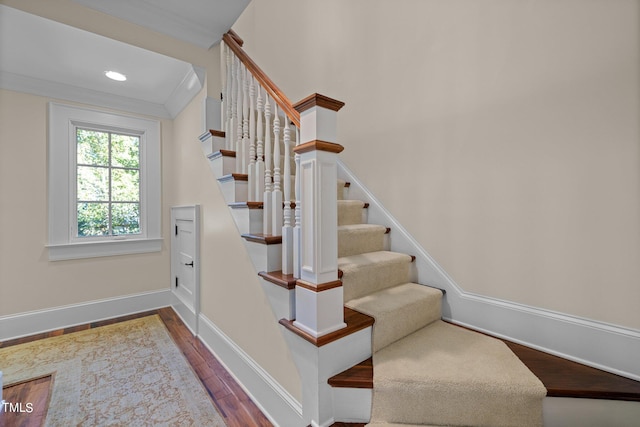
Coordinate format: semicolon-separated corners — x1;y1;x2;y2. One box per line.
48;102;161;260
75;128;141;237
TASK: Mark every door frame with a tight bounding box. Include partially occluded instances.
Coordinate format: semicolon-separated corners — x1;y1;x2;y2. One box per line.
170;205;200;335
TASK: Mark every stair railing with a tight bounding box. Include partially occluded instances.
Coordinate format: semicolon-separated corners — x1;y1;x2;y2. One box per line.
222;31;299;275
221;30;346;338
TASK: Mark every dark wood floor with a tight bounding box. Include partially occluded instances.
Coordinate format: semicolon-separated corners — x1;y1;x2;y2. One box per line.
0;308;273;427
3;308;639;427
0;375;52;427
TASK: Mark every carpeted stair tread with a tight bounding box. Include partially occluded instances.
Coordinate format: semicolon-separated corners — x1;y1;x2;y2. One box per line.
370;320;547;427
339;251;413;301
338;224;388;257
338;199;367;225
346;283;442;352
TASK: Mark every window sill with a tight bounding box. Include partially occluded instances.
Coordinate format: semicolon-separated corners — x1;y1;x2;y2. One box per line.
47;238;163;261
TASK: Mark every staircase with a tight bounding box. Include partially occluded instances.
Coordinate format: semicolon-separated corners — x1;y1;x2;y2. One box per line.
201;30;639;427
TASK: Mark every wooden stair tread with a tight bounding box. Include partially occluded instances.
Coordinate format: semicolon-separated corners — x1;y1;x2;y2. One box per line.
259;270;296;290
328;358;372;389
328;330;640;402
219;173;248;181
279;307;374;347
209;129;226;138
241;233;282;245
228;201;264;209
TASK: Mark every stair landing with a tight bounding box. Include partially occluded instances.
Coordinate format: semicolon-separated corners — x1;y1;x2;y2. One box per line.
328;324;640;401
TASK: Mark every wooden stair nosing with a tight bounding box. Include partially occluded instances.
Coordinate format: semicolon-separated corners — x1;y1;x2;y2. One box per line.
210;129;226;138
279;307;374;347
258;270;297;290
207;149;236;162
328;357;373;389
228;201;264;209
241;233;283;245
219;173;248;182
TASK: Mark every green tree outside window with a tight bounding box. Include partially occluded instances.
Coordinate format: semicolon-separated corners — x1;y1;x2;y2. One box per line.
76;128;141;237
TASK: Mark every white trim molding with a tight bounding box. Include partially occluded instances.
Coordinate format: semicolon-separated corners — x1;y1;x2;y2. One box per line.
0;289;172;341
197;313;305;427
338;160;640;381
47;102;162;260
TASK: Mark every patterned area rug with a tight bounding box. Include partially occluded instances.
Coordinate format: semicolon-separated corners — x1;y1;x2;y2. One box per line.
0;315;226;426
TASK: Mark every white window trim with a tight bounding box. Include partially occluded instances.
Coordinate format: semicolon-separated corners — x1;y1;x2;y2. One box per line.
47;103;162;260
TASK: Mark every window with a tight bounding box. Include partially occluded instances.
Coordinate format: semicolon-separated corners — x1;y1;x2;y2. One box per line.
48;103;162;260
75;128;141;238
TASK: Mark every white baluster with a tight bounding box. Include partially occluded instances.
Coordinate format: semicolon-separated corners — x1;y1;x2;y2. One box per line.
263;95;273;235
235;58;243;173
293;126;301;278
282;118;293;274
272;105;283;235
248;74;256;201
225;45;233;150
255;86;265;202
220;43;225;137
242;67;250;175
229;53;237;157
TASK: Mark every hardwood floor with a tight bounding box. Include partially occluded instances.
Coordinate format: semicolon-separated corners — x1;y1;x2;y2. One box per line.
0;375;52;427
504;340;640;401
157;307;273;427
4;308;639;427
0;308;273;427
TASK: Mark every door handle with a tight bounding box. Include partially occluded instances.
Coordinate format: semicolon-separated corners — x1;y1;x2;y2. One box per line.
184;261;194;267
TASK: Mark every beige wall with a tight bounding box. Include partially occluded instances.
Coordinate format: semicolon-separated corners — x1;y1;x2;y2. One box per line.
0;0;301;399
234;0;640;329
167;85;301;400
0;89;172;315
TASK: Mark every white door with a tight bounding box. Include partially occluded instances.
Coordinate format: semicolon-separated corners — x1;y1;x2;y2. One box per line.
171;205;200;334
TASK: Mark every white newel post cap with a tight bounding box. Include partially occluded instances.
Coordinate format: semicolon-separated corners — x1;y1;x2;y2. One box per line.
293;93;345;144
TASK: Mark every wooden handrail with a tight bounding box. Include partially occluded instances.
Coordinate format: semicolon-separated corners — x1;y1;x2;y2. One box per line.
223;31;300;127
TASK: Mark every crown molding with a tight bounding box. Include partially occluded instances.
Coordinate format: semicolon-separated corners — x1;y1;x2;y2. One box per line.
1;68;202;119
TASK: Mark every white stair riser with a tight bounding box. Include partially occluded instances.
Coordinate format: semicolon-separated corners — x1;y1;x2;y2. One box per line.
218;178;248;203
209;154;236;178
283;326;372;427
229;207;263;235
243;240;282;272
332;388;372;423
259;277;296;320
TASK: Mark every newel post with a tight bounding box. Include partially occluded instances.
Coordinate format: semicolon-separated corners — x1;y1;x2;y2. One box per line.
292;93;346;338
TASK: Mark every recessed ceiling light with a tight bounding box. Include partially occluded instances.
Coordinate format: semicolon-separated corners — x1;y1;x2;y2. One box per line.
105;71;127;81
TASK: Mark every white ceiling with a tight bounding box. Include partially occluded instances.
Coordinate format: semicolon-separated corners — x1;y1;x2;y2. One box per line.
0;1;249;118
72;0;250;50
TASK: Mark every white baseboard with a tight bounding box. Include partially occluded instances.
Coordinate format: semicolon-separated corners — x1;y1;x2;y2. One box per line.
170;293;198;336
543;397;640;427
0;289;172;341
338;160;640;381
197;313;305;427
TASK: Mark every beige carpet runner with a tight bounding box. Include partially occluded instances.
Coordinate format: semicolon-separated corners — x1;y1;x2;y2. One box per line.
0;315;225;426
337;184;546;426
